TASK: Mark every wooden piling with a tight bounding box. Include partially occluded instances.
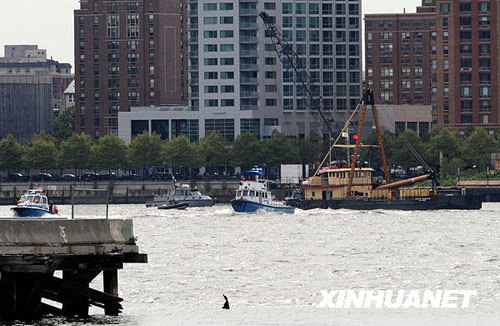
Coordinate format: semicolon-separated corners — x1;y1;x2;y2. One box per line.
103;270;119;315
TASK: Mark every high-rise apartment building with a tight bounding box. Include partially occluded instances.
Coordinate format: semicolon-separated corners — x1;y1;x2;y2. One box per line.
366;0;500;134
186;0;362;140
74;0;187;138
365;13;434;105
431;0;500;134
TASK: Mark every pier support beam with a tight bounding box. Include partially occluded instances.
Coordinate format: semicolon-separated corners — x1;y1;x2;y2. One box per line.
0;273;44;321
103;270;119;315
61;270;99;316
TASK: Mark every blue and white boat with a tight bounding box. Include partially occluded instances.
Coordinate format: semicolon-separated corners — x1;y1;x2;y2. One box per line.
230;169;295;214
11;188;58;217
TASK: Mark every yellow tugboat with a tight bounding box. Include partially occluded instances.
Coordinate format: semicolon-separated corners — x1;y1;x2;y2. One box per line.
288;89;482;211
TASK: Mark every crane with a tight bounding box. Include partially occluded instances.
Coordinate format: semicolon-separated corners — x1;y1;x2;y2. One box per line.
259;12;393;196
259;11;336;137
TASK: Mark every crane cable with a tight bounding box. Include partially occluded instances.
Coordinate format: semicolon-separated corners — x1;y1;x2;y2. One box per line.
378;108;433;172
313;102;362;177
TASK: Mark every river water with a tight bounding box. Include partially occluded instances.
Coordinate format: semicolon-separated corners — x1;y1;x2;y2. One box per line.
1;203;499;325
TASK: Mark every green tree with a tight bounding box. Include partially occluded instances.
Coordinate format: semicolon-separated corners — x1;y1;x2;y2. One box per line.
0;134;23;173
128;132;163;172
198;131;227;168
163;134;199;177
52;106;75;140
261;132;298;169
230;132;262;169
60;134;94;173
391;130;426;169
462;128;498;171
429;127;461;160
91;135;128;172
295;131;323;166
360;130;396;168
23;137;58;172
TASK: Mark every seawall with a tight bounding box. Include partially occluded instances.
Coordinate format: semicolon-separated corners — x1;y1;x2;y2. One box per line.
0;180;240;205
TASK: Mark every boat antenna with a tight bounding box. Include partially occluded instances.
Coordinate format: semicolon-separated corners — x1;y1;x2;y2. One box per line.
171;173;178;189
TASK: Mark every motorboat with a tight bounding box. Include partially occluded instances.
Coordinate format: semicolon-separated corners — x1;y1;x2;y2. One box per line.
146;184;215;207
11;188;58;217
158;201;189;210
230;169;295;214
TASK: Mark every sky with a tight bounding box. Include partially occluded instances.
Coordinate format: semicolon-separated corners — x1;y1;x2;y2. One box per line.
0;0;422;67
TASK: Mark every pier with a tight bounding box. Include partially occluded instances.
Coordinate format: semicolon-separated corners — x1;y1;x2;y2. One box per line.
0;218;147;321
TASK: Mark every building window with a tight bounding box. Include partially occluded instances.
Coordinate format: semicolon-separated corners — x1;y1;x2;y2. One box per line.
205;119;235;143
479;2;491;12
204;99;218;107
106;15;120;39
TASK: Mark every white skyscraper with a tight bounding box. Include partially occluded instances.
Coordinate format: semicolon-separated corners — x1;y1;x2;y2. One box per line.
187;0;363;140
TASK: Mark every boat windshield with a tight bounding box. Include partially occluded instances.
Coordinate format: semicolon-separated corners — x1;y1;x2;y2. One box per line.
26;195;34;203
249;191;255;197
20;195;26;202
237;190;242;197
242;190;248;196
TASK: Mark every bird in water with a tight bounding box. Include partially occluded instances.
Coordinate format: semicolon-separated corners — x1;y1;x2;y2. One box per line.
222;294;230;309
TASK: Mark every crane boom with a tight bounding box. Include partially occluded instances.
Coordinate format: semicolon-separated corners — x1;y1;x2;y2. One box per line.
259;11;336;136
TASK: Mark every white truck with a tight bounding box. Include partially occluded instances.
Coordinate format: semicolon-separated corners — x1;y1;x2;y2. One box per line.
280;164;309;184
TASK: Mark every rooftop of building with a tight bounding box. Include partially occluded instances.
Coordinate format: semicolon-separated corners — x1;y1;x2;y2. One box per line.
365;12;435;19
0;59;71;69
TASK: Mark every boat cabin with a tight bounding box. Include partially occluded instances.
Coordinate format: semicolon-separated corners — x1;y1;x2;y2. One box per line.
302;167;374;200
236;189;270;200
19;192;48;206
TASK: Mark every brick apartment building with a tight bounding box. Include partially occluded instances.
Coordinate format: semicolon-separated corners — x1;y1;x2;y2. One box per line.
74;0;187;138
365;12;434;106
365;0;500;134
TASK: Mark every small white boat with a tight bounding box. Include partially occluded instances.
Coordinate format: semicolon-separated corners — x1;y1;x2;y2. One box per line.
11;188;58;217
146;184;215;207
230;169;294;214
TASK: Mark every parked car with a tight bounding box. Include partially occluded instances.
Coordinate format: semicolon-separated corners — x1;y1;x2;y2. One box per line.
7;173;26;182
32;173;53;182
80;173;99;181
61;173;76;181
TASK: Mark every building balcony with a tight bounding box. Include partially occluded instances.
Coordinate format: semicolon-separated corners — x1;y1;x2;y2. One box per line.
188;23;198;30
189;51;199;57
189;92;199;98
240;105;258;110
240;50;258;57
189;37;198;43
240;77;258;84
188;10;198;16
239;8;258;15
239;22;258;29
240;91;258;98
189;78;199;84
239;36;258;43
240;63;258;70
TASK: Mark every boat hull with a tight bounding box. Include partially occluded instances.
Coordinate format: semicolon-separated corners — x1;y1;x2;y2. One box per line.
230;199;295;214
287;194;482;211
147;199;215;208
158;203;189;210
11;207;50;217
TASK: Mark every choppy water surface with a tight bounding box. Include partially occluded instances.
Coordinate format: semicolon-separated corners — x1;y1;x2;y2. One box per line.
1;203;499;325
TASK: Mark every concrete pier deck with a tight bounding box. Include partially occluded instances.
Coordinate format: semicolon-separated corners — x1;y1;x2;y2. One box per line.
0;218;147;321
